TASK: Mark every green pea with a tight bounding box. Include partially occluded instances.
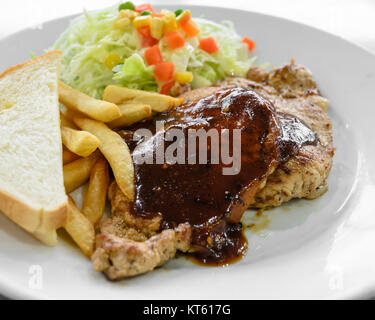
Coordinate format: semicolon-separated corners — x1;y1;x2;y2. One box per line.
140;10;152;16
118;2;135;11
174;9;184;17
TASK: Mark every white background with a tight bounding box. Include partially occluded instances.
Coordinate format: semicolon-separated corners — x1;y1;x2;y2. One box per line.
0;0;374;300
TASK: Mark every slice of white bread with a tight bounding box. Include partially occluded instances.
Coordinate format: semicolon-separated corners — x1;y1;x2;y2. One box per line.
0;51;67;245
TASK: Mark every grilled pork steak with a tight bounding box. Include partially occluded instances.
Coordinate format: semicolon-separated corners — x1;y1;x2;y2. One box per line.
199;61;333;208
92;61;333;279
128;88;285;261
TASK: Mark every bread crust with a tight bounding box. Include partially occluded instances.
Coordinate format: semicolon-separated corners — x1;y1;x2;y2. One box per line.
0;50;67;245
0;189;67;246
0;50;62;79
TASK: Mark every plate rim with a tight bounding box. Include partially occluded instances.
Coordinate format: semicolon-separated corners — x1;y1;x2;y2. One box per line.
0;4;374;300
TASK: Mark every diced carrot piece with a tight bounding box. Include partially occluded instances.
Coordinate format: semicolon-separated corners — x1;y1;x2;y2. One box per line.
181;20;200;38
154;62;174;81
144;45;163;65
242;36;256;51
152;12;164;18
165;31;185;50
135;4;155;14
199;37;219;54
177;11;191;25
137;26;151;37
141;36;158;48
160;80;175;95
137;26;158;48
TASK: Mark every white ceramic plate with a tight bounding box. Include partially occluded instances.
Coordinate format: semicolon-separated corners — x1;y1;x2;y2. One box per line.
0;5;375;300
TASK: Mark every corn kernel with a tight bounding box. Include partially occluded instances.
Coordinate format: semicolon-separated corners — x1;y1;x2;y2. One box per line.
176;10;191;24
114;17;130;29
150;17;163;40
133;15;152;28
119;9;138;20
175;72;193;84
104;53;122;70
161;11;178;33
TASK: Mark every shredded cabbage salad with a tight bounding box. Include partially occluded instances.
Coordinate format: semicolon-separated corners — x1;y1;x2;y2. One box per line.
53;4;256;98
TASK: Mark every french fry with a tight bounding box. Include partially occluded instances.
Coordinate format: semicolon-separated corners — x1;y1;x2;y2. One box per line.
62;147;80;165
73;117;135;201
62;107;87;122
59;81;121;122
61;126;100;157
108;103;152;129
64;196;95;258
60;111;77;129
103;85;183;113
82;158;110;227
63;150;100;193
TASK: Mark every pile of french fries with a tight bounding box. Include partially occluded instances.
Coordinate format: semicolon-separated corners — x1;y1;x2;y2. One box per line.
59;81;183;257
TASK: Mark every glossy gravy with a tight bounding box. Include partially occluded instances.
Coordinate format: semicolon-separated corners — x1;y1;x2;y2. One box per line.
121;88;317;265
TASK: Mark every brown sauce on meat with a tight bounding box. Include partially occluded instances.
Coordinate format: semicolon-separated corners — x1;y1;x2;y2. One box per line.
121;88;317;265
277;112;317;162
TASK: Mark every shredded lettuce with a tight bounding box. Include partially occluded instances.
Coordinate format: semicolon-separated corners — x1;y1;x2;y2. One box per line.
53;6;255;98
112;53;157;91
190;18;256;86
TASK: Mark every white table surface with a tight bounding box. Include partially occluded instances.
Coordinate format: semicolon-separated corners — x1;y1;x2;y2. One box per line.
0;0;374;300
